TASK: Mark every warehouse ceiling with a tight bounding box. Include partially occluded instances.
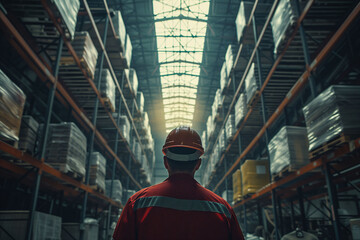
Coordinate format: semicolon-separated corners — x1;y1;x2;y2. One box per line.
108;0;240;144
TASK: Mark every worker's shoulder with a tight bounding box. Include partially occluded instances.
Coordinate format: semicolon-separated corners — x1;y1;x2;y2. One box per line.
197;184;231;207
129;181;164;201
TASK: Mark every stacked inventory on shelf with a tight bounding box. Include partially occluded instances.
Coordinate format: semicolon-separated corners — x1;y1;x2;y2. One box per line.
0;69;26;142
18;116;39;154
89;152;107;193
41;122;87;179
106;180;123;203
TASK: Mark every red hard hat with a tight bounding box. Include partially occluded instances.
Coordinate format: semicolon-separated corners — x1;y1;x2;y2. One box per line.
162;126;204;158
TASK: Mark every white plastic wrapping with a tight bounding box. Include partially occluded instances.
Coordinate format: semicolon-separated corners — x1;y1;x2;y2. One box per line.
118;115;130;143
225;114;235;142
235;93;247;126
245;63;258;105
218;128;226;153
137;91;145;113
112;11;127;48
106;180;123;202
19;115;39;154
41;122;87;178
125;34;133;67
132;139;142;163
201;130;207;151
225;44;238;78
207;115;214;139
129;68;138;97
302;85;360;151
271;0;298;56
235;1;254;42
211;89;222;118
97;69;116;112
61;32;98;79
53;0;80;40
89;152;106;192
268;126;309;175
0;70;26;142
220;62;227;93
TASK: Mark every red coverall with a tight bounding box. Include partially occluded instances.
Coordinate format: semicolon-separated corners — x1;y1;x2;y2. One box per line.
113;173;244;240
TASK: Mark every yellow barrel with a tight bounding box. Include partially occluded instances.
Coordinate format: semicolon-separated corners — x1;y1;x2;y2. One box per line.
241;159;270;195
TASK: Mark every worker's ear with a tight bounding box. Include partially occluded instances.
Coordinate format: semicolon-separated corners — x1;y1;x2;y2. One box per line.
163;156;169;170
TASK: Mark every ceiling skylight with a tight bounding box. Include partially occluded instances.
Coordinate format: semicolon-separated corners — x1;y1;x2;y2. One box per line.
153;0;210;133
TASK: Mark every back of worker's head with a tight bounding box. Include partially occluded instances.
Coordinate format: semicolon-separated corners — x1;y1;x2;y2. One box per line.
162;126;204;174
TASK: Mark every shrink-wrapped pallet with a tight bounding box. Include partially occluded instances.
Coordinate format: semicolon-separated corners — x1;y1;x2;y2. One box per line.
5;0;79;40
271;0;298;56
124;34;133;68
62;218;98;240
99;69;116;112
211;89;222;118
225;44;238;78
201;130;207;151
235;1;254;42
0;70;26;142
268;126;309;175
232;169;242;202
60;32;98;80
245;63;259;105
235;93;247;127
219;128;226;153
112;11;127;48
41;122;87;178
220;62;227;93
241;159;269;195
0;210;61;240
118;115;130;143
225;114;235;143
89;152;106;192
207;115;214;139
137;91;145;113
19;115;39;154
129;68;138;97
303;85;360;152
106;180;123;202
132;139;142;162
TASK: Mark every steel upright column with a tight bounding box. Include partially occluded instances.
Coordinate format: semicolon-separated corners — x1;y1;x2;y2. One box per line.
125;101;136;200
106;72;125;239
80;15;109;240
26;37;63;240
297;187;307;231
295;0;316;99
324;163;341;240
252;14;280;240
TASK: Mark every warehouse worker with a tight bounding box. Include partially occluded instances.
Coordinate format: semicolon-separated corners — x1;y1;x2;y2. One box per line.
113;126;244;240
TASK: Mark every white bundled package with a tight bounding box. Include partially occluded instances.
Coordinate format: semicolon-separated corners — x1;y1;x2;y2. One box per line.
118;115;130;143
303;85;360;152
201;130;207;151
244;63;259;105
225;114;235;142
41;122;87;178
98;69;116;112
211;89;222;118
207;115;214;139
268;126;309;175
129;68;138;97
219;128;226;153
112;11;127;48
124;34;133;68
225;44;238;78
220;62;227;93
89;152;106;192
137;91;145;113
235;93;247;126
62;218;98;240
235;1;254;42
106;180;123;202
271;0;298;56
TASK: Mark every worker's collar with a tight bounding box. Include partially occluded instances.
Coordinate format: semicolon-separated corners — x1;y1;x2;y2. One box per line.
167;172;196;181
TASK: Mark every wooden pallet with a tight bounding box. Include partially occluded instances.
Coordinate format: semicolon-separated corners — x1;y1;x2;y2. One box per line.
272;165;297;181
90;185;105;194
309;134;350;160
247;90;259;108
